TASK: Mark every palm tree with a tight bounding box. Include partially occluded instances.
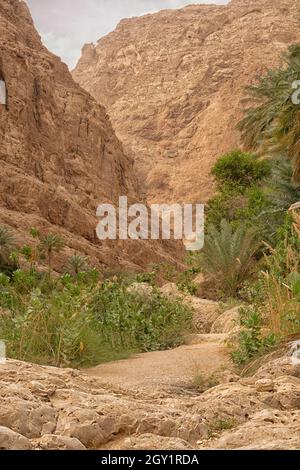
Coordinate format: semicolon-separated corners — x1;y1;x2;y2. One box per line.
40;234;65;275
201;220;261;297
0;227;15;268
238;45;300;181
65;255;89;277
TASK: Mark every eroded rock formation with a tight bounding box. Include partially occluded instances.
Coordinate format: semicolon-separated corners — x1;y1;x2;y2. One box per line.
0;0;181;271
74;0;300;204
0;343;299;450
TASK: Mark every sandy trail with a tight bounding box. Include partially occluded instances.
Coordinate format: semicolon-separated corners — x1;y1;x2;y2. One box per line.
85;334;232;392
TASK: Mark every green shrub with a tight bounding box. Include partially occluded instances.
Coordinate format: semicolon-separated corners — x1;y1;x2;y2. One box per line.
90;281;193;353
0;274;193;367
201;220;261;297
212;150;271;188
231;306;277;365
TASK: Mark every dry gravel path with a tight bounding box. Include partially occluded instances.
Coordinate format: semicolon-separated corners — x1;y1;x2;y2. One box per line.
85;333;232;392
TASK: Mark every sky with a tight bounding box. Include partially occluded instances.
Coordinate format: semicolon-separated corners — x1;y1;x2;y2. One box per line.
25;0;229;69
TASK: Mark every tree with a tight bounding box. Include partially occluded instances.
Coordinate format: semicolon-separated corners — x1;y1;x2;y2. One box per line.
201;220;261;297
238;45;300;181
65;255;89;277
40;234;65;275
212;149;271;189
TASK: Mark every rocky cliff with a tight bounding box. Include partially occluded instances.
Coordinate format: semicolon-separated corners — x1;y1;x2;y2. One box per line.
0;0;180;270
74;0;300;204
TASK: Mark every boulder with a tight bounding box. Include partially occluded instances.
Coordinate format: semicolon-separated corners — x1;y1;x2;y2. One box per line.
0;426;31;450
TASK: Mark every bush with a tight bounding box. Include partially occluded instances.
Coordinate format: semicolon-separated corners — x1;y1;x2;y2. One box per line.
212;150;271;188
201;220;261;297
231;306;277;365
0;273;193;367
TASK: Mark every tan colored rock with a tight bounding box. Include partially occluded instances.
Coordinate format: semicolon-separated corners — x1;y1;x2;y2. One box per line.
253;356;300;380
0;348;300;450
74;0;300;206
0;0;181;272
160;284;220;332
211;307;240;334
204;410;300;450
127;282;154;297
37;434;86;450
0;426;31;450
160;282;183;298
121;434;193;450
255;378;274;393
189;298;220;333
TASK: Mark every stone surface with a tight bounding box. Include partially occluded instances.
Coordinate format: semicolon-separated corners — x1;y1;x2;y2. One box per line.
205;410;300;450
211;306;240;334
36;434;86;450
0;0;181;272
0;425;31;450
74;0;300;206
0;343;300;450
120;434;194;450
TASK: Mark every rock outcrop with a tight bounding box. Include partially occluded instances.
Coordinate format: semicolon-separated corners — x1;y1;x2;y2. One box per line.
74;0;300;205
0;345;299;450
0;0;181;271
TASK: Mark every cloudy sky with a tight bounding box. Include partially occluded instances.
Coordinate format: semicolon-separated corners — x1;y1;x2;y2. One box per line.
25;0;229;69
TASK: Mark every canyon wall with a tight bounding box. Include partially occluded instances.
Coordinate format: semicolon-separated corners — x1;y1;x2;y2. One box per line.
74;0;300;204
0;0;180;270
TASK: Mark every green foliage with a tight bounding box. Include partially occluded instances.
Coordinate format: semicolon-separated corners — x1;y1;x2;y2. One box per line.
0;273;9;287
231;306;277;365
177;272;198;296
213;418;236;431
0;227;15;268
206;150;272;233
212;150;271;188
201;220;261;297
39;233;65;274
288;272;300;301
238;45;300;180
0;272;193;367
65;255;90;277
268;160;300;212
90;281;193;353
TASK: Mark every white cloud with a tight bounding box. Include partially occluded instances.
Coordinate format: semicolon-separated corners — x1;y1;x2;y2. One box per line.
26;0;229;69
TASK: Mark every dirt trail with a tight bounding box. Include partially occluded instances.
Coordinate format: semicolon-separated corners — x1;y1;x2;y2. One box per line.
85;334;232;392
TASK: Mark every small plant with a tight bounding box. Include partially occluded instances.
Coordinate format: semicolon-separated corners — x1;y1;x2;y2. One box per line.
214;418;236;431
0;227;15;268
65;255;90;277
192;371;220;393
231;306;277;365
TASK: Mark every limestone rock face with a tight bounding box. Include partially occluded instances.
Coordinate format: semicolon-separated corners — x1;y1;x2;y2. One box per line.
0;425;32;450
0;349;300;450
0;0;181;271
73;0;300;205
211;306;240;334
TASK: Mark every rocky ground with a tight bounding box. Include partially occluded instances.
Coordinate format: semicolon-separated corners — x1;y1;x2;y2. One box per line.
1;288;299;451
